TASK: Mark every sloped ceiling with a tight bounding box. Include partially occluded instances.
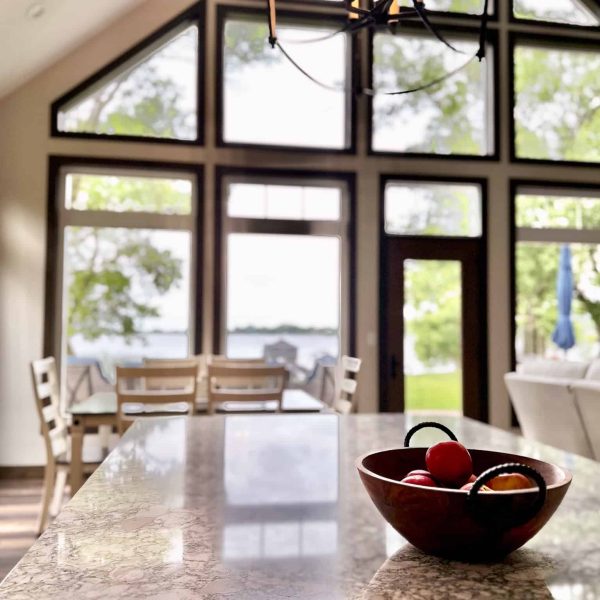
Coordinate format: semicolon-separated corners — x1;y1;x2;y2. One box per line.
0;0;145;99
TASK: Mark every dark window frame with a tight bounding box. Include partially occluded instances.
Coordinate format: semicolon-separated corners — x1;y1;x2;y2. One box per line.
50;2;206;146
213;165;357;360
379;173;489;418
215;5;358;155
367;22;500;161
509;31;600;168
44;155;205;366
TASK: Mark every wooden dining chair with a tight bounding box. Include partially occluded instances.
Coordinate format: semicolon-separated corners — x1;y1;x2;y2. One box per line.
30;357;100;534
115;365;198;435
207;364;286;414
333;355;362;415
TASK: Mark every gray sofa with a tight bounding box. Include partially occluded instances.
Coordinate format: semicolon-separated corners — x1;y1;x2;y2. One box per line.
505;359;600;460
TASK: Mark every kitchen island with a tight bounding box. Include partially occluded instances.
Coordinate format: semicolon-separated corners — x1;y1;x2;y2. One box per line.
1;414;599;599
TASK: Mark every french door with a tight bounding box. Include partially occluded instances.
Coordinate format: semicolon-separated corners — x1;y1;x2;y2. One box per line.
380;237;487;420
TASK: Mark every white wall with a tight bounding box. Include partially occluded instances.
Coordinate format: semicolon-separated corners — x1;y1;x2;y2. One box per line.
1;0;599;465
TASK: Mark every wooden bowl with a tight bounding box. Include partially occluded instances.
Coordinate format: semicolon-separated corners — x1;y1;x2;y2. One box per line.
356;425;572;561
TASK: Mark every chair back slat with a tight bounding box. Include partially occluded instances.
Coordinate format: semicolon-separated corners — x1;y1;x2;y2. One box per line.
340;378;357;395
116;365;198;435
334;355;361;415
31;357;68;461
342;356;362;374
207;365;286;414
143;357;205;390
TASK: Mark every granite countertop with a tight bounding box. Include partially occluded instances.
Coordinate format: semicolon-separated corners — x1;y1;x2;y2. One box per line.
1;414;599;599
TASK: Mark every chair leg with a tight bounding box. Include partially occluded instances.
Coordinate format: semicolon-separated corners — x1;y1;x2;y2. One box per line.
37;462;56;535
50;467;68;517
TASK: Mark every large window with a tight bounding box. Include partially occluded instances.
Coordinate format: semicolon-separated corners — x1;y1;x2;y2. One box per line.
372;28;494;156
218;171;352;387
220;10;352;150
51;160;201;404
515;185;600;364
52;6;202;143
513;39;600;163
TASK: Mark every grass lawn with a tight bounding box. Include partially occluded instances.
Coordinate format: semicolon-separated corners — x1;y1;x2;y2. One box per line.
405;371;462;412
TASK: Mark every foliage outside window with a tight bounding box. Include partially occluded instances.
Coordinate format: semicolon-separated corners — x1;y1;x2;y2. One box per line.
514;44;600;163
372;32;491;155
513;0;599;27
385;182;482;237
57;25;199;141
399;0;490;14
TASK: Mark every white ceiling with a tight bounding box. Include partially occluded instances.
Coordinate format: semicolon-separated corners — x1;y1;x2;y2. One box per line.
0;0;145;99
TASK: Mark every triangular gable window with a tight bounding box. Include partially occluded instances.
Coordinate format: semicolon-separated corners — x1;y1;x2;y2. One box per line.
513;0;600;26
53;4;202;143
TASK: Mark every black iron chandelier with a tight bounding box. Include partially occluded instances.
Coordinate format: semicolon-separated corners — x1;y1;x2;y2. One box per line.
265;0;490;96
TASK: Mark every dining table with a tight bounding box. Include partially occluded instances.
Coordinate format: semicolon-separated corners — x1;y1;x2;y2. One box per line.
66;389;326;494
1;413;599;599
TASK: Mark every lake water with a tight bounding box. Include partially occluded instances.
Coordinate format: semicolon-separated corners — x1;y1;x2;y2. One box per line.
70;332;339;373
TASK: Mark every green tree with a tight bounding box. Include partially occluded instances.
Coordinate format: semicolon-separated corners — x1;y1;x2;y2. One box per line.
405;261;461;366
66;176;186;355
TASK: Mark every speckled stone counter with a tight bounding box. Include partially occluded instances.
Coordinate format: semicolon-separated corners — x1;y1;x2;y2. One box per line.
1;414;599;599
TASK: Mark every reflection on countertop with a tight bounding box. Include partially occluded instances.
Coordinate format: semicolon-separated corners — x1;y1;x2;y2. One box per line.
1;413;600;599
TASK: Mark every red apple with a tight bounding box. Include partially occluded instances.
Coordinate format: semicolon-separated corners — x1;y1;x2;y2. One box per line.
487;473;533;491
401;474;437;488
425;441;473;487
406;469;434;478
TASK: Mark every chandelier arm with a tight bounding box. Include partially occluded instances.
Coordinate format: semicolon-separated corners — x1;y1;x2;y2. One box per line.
276;40;478;97
364;52;476;96
476;0;490;61
276;41;345;92
412;0;466;54
277;22;352;45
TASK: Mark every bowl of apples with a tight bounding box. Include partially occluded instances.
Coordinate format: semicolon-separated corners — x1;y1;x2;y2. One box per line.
356;422;572;561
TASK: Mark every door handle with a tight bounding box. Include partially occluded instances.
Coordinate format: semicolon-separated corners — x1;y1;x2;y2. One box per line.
391;355;399;380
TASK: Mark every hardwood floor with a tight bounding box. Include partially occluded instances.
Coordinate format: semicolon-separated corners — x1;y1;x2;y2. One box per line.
0;479;43;582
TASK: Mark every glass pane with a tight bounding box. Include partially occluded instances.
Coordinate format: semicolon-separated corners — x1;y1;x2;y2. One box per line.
64;173;193;214
64;227;191;399
515;45;600;163
227;183;341;220
385;182;482;237
516;192;600;229
516;243;600;364
404;260;462;413
372;32;490;155
513;0;599;26
223;16;348;149
226;234;340;386
399;0;490;14
58;25;198;140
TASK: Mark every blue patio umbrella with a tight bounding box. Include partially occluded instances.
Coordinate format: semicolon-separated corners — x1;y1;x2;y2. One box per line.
552;244;576;351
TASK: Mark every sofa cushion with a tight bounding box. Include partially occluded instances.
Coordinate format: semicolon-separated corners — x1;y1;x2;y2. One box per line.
517;359;589;380
584;358;600;381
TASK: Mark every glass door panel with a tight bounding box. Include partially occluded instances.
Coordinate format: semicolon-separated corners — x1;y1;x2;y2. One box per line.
403;259;463;413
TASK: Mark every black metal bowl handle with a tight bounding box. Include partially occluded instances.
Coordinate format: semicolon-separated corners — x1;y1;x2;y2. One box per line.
404;421;458;448
467;462;547;528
